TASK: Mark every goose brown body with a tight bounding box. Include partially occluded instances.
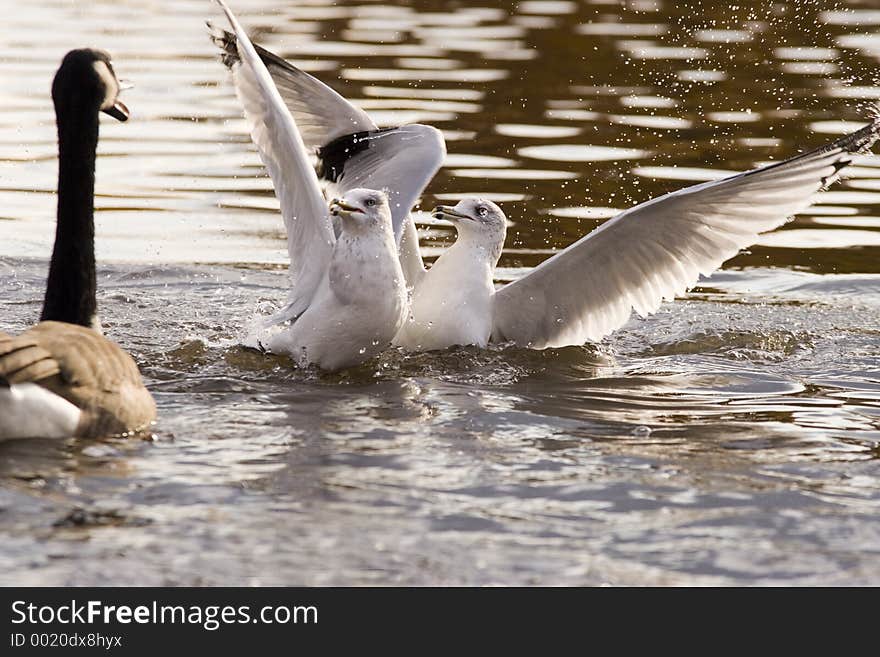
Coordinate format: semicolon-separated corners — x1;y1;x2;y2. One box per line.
0;322;155;438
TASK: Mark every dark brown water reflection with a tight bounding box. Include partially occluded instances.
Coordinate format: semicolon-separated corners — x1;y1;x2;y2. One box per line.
0;0;879;585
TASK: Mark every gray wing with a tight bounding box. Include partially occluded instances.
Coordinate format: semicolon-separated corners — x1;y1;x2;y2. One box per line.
318;124;446;249
492;120;880;349
214;2;334;322
210;26;445;266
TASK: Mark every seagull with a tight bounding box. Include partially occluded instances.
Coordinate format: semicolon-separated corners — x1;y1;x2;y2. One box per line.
258;189;409;371
210;4;880;353
396;123;880;350
394;199;506;352
214;2;407;371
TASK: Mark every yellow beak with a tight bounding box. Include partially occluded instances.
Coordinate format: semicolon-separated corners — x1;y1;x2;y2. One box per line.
330;199;362;217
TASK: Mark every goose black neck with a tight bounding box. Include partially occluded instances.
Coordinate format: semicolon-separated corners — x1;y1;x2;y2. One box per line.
41;87;100;327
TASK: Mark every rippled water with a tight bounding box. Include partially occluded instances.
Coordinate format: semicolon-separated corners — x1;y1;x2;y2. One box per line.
1;0;879;585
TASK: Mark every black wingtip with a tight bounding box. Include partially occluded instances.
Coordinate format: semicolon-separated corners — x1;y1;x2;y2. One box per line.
316;128;397;183
208;25;240;69
0;375;8;389
815;116;880;188
831;116;880;156
821;158;852;187
741;112;880;187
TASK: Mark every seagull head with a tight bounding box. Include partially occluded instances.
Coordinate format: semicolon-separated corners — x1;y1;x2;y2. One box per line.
53;49;130;122
329;189;393;235
432;198;507;249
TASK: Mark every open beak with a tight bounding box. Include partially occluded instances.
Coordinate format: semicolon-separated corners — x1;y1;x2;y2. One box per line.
330;199;363;217
432;205;472;222
102;99;129;122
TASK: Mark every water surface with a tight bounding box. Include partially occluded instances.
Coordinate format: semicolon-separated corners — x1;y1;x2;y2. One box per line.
1;0;879;585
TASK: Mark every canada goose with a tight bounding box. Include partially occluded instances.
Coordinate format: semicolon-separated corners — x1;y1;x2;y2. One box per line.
0;49;156;440
213;2;408;370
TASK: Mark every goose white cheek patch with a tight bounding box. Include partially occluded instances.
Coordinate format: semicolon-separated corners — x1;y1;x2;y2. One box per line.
92;60;119;110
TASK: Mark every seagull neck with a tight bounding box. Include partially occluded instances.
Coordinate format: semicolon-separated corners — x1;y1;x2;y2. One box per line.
451;232;503;270
41;96;100;328
338;223;396;251
330;226;401;305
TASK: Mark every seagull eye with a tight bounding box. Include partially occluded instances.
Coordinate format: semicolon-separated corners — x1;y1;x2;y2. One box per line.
365;198;376;207
477;206;488;218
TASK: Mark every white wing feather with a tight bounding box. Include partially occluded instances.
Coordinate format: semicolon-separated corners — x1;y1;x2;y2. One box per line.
493;120;880;348
216;1;333;320
210;26;443;269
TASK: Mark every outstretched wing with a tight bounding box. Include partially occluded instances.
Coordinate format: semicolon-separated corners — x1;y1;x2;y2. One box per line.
210;26;445;270
492;120;880;349
214;2;333;320
210;26;375;146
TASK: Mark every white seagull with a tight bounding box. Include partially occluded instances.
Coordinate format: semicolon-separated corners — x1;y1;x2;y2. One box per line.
214;2;407;370
211;5;880;353
402;123;879;350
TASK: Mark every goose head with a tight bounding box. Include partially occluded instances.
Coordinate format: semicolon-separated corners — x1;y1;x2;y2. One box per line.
52;48;129;122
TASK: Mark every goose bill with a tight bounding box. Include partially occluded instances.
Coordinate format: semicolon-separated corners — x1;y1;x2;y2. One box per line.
102;100;129;122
